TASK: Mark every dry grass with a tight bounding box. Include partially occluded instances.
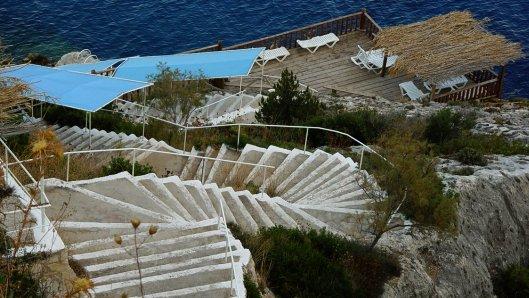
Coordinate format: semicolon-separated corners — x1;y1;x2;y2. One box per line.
374;11;524;83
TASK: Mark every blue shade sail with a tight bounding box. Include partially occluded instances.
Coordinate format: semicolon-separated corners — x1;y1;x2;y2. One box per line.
113;48;264;82
56;58;125;73
1;64;151;112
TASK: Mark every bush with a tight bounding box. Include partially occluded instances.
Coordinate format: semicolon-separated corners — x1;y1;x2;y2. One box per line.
424;108;475;145
456;147;487;166
230;225;400;298
256;69;324;125
438;132;529;157
244;274;262;298
305;109;389;146
493;264;529;297
42;105;143;136
102;157;154;176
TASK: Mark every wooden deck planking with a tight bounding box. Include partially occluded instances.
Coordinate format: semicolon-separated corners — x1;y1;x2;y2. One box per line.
230;31;410;101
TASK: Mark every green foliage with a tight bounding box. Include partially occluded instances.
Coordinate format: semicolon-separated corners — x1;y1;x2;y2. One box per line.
424;108;475;144
452;167;475;176
230;225;400;298
102;157;154;177
4;133;29;156
256;69;323;125
456;147;487;166
23;53;53;66
42;105;143;136
244;274;262;298
367;128;459;233
437;132;529;157
305;109;389;146
147;63;209;125
493;264;529;297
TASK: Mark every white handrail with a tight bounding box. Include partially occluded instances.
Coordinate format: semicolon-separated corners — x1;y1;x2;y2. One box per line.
101;105;384;163
215;188;238;296
193;90;247;113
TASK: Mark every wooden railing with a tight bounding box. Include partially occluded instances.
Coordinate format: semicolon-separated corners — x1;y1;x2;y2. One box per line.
434;69;502;102
225;9;381;50
183;42;223;53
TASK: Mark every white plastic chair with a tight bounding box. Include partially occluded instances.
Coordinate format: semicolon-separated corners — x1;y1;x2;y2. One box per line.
297;33;339;53
399;81;429;101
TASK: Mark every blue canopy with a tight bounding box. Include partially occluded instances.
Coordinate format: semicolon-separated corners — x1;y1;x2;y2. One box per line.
0;64;151;112
113;48;264;82
56;58;125;73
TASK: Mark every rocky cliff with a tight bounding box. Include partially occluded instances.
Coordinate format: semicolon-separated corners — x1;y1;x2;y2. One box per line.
381;155;529;297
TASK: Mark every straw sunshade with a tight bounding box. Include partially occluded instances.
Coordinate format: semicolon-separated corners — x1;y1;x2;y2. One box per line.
374;11;524;84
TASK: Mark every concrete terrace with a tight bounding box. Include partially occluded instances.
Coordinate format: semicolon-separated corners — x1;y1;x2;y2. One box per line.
230;31;413;101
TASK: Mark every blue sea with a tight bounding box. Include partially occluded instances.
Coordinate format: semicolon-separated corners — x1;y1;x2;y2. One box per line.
1;0;527;98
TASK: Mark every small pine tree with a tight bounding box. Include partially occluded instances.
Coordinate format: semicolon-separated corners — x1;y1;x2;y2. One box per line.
256;69;323;125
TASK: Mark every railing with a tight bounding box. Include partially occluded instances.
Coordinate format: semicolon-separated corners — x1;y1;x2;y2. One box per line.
225;9;381;50
102;105;382;167
434;69;502;102
183;42;223;53
0;138;64;254
215;192;239;297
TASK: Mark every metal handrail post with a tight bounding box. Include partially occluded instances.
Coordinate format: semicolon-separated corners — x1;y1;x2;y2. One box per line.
183;127;188;151
66;154;70;182
359;148;364;170
304;127;309;153
132;149;136;176
236;125;241;152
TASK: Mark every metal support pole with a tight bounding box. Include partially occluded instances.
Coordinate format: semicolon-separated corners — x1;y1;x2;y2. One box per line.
66;154;70;182
40;103;43;118
132;149;136;176
201;159;206;184
4;149;8;182
359;148;364;170
304;128;309;153
261;167;266;199
142;88;147;138
85;112;88;129
236;125;241;152
260;65;264;94
88;112;92;149
239;76;243;93
183;128;187;151
31;100;34;118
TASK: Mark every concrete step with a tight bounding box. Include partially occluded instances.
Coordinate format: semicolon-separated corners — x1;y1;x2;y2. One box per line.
204;183;237;225
193;146;218;182
236;191;274;228
254;194;298;229
283;153;345;201
224;144;266;189
220;188;258;233
76;175;172;217
244;145;290;187
128;280;236;298
44;179;170;224
134;174;194;221
160;176;208;221
206;144;240;186
276;149;331;195
262;148;310;195
183;180;218;219
181;147;204;180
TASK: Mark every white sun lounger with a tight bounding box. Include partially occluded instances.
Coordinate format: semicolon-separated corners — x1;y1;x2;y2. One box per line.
399;81;429;101
256;47;291;66
423;75;468;93
297;33;339;54
351;45;398;73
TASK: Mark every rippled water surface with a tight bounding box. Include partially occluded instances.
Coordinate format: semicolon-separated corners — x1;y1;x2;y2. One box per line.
1;0;527;97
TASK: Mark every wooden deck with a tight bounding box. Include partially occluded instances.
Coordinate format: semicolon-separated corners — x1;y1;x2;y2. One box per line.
229;31;413;100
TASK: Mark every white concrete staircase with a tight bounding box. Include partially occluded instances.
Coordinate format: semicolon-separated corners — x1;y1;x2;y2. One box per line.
114;91;263;125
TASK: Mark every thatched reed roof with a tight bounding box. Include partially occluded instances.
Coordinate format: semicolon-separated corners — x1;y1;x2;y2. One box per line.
374;11;524;84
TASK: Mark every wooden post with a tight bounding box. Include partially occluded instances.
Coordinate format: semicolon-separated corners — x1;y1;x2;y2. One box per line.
216;40;223;51
497;65;506;99
429;84;437;102
380;54;388;77
359;8;367;30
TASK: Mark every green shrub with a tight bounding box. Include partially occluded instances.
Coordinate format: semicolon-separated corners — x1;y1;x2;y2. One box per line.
438;133;529;157
230;225;400;298
102;157;154;176
456;147;487;166
452;167;475;176
42;105;143;136
305;109;389;146
256;69;324;125
493;264;529;297
244;273;262;298
424;108;475;144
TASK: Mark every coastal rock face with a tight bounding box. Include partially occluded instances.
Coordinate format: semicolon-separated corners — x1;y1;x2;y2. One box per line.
322;95;529;144
380;155;529;297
